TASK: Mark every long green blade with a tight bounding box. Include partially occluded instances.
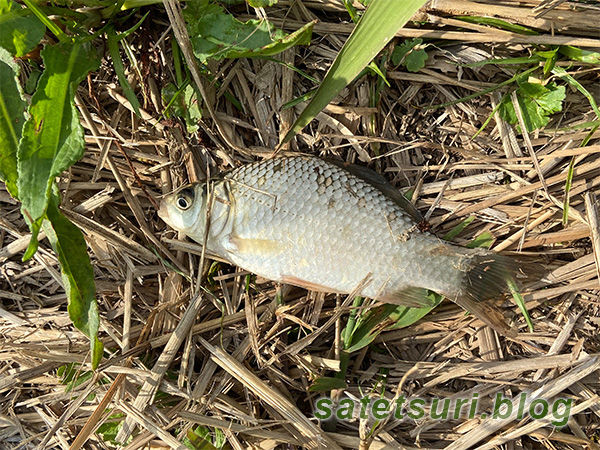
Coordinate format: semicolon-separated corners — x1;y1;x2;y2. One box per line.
281;0;427;146
44;193;104;369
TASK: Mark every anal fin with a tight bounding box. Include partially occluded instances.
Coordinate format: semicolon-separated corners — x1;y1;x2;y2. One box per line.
281;275;342;293
378;287;439;309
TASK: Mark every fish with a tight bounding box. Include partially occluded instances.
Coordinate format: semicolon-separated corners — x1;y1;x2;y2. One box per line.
159;155;526;336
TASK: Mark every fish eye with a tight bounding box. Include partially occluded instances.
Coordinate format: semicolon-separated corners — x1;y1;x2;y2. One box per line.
175;187;194;211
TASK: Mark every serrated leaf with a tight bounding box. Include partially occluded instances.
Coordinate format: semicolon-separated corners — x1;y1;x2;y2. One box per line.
17;41;99;225
308;376;347;392
43;194;103;369
0;47;27;198
392;38;428;72
281;0;427;145
0;0;45;57
186;2;313;63
498;81;566;133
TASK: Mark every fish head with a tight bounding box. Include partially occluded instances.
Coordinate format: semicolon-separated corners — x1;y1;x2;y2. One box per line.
159;183;207;235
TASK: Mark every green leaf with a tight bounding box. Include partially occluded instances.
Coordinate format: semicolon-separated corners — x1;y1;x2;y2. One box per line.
562;156;575;226
0;0;45;57
96;413;126;445
162;82;202;133
44;194;103;369
281;0;428;145
558;45;600;64
0;47;27;198
186;2;313;63
466;231;494;249
386;294;442;330
507;277;533;332
107;27;141;117
455;15;538;35
344;292;442;353
498;81;566;133
308;376;347;392
17;41;99;225
392;38;428;72
21;0;70;44
442;216;475;242
247;0;277;6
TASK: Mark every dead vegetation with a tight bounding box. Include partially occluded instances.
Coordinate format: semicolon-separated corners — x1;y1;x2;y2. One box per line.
1;0;599;449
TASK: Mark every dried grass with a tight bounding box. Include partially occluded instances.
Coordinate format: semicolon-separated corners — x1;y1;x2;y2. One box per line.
1;1;599;449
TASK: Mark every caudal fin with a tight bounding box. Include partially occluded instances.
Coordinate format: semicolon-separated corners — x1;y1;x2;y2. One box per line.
450;251;540;337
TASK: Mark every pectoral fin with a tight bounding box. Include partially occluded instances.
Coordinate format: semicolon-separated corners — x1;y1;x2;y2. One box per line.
227;236;284;256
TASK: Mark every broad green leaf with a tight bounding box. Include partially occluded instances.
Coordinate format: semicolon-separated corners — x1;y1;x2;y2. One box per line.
392;38;428;72
308;376;347;392
558;45;600;64
44;194;103;369
0;47;26;198
17;41;99;224
281;0;428;145
0;0;45;57
21;0;70;44
186;2;313;63
386;293;442;331
344;293;441;353
96;414;127;446
498;81;565;133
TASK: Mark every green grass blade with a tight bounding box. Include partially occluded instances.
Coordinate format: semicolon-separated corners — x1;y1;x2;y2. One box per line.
442;216;475;241
0;47;26;198
21;0;70;43
552;66;600;120
107;26;141;116
17;41;99;224
507;277;533;332
562;156;575;226
429;66;538;110
280;0;427;146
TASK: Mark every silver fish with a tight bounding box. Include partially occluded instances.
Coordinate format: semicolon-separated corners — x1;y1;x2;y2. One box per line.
159;155;521;335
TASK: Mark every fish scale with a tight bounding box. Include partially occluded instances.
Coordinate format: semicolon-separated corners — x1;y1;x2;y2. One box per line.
159;155;522;335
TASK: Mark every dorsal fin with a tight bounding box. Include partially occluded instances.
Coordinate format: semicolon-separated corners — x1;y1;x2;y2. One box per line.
326;158;423;223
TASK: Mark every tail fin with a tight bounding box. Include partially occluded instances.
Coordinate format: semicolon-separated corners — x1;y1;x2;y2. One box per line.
450;251;539;337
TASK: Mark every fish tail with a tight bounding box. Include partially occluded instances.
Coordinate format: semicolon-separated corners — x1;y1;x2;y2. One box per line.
449;251;540;337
